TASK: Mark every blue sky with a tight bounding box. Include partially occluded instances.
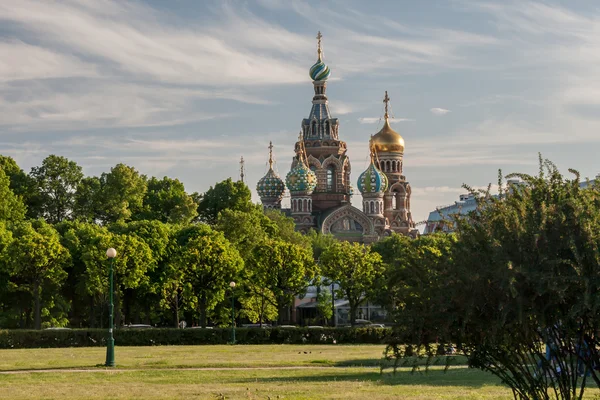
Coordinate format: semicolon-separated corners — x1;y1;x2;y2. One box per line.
1;0;599;223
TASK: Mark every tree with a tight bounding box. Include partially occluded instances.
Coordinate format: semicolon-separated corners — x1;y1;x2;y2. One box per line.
197;178;252;225
320;241;384;326
385;159;600;400
0;167;26;222
99;164;147;223
373;233;456;341
30;155;83;223
248;239;315;325
0;155;40;218
136;176;198;224
2;220;70;329
73;176;103;222
174;224;243;327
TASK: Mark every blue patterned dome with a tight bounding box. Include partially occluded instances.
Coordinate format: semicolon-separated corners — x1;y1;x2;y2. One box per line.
286;160;317;194
357;161;388;194
257;168;285;201
309;58;331;81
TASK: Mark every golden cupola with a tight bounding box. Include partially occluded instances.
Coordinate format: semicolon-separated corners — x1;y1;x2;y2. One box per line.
371;91;404;153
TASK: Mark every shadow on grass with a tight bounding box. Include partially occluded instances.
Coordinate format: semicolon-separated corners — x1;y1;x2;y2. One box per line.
332;355;469;368
230;367;504;388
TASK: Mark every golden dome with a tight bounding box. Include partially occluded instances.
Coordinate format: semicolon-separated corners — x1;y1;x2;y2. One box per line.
371;117;404;153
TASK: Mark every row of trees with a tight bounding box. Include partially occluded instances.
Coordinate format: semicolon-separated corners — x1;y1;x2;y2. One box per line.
0;155;388;330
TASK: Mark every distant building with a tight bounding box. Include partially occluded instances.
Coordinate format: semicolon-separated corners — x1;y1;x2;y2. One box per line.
423;176;599;234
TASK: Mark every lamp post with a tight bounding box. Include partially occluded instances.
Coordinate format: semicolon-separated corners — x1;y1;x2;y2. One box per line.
229;281;236;344
331;282;336;327
105;248;117;367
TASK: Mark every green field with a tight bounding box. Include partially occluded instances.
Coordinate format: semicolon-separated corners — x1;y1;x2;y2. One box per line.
0;345;591;399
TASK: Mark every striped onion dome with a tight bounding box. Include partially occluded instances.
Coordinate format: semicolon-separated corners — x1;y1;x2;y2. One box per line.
257;168;285;202
357;160;388;194
309;57;331;81
285;159;317;194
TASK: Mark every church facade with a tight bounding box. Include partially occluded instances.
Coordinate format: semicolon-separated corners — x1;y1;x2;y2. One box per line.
256;33;418;243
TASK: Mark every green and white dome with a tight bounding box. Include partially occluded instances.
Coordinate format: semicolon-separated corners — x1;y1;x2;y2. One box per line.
357;160;388;194
286;159;317;194
257;168;285;201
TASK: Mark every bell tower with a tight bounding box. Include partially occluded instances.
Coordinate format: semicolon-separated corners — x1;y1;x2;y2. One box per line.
293;31;351;213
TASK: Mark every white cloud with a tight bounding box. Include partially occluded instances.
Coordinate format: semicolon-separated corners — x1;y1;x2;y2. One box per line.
430;108;450;115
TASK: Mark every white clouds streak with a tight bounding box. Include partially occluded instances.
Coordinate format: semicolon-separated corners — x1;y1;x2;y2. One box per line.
430;108;450;115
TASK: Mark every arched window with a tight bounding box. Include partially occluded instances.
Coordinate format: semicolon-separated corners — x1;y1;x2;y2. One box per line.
327;167;335;191
299;199;303;212
391;193;397;209
303;199;308;212
370;202;375;214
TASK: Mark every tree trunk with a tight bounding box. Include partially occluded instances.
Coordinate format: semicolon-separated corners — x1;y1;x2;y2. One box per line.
33;281;41;330
174;292;180;328
199;293;207;328
349;301;357;327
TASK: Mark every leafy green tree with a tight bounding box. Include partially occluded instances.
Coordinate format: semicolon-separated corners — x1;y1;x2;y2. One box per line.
30;155;83;223
137;177;198;224
373;233;456;340
73;176;103;222
307;230;337;261
174;224;243;327
248;239;316;325
0;155;40;218
320;241;384;326
2;220;70;329
385;159;600;399
197;178;252;225
0;167;26;222
99;164;147;223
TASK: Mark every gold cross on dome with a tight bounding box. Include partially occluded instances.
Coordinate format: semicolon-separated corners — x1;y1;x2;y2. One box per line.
316;31;323;59
383;91;390;119
268;141;274;169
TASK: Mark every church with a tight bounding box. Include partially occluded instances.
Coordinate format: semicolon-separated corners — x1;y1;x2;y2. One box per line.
256;33;419;243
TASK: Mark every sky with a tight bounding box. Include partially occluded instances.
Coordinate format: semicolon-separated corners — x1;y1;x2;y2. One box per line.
1;0;600;225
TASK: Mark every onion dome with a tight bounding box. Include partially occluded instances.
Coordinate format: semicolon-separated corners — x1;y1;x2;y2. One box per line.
372;91;405;153
357;159;388;195
309;58;330;81
286;136;317;194
309;31;331;81
257;142;286;202
286;160;317;194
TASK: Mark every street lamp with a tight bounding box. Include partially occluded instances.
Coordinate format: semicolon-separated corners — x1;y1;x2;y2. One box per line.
229;281;236;344
105;247;117;367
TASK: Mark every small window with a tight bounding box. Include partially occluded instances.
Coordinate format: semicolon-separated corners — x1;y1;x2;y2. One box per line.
327;167;335;191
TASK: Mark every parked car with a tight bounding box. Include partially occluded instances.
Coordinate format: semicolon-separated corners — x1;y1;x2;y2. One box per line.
122;324;153;329
367;323;386;328
44;327;71;330
241;323;271;328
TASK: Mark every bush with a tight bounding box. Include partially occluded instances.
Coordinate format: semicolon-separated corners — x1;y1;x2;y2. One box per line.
0;327;394;349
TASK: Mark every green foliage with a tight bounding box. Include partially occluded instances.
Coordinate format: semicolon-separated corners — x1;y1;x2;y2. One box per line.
248;239;316;325
99;164;147;223
137;176;198;224
2;220;70;329
0;327;393;348
197;178;252;225
30;155;84;223
173;224;243;327
0;155;39;219
321;241;384;326
73;176;102;222
0;167;26;222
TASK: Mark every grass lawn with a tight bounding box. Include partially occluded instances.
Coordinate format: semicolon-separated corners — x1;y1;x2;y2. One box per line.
0;345;595;399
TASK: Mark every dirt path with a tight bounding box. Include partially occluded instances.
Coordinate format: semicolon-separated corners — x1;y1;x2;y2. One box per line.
0;366;350;374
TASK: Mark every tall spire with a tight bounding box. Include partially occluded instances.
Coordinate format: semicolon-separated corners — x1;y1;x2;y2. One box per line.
239;156;245;183
316;31;323;60
297;131;309;166
383;90;390;120
268;141;274;170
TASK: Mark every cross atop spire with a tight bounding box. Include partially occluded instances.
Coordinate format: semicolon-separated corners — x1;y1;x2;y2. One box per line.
316;31;323;60
239;156;245;183
268;141;274;170
383;91;390;119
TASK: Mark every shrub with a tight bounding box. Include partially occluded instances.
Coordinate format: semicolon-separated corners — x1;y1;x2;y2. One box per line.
0;327;394;349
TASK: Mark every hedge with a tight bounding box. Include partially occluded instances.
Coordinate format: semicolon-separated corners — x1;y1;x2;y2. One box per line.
0;327;393;349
